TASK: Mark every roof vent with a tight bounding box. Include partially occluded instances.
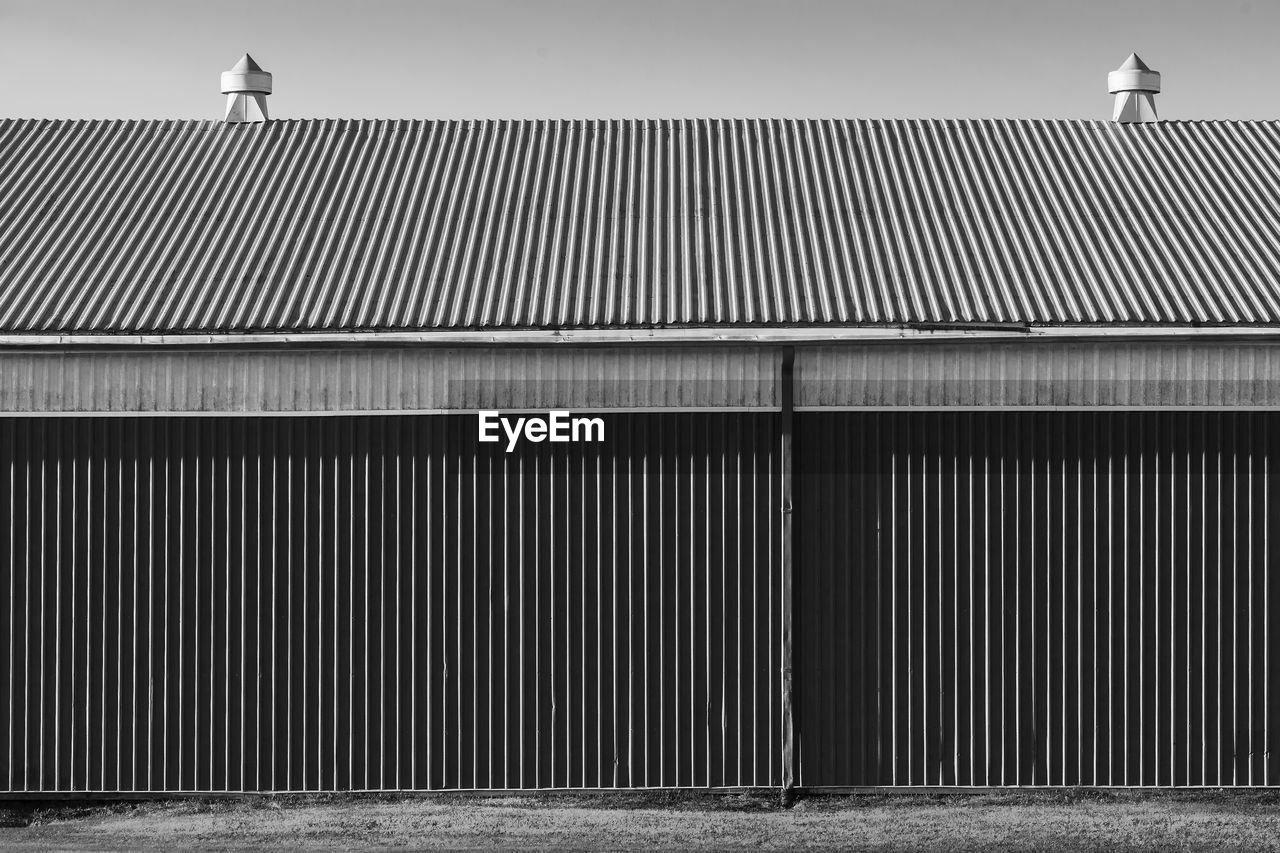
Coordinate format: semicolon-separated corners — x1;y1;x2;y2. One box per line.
221;53;272;123
1108;53;1160;123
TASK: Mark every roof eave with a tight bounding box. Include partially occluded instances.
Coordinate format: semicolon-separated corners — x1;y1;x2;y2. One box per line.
0;324;1276;348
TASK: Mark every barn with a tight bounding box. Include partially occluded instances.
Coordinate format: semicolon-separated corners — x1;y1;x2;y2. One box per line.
1;54;1278;795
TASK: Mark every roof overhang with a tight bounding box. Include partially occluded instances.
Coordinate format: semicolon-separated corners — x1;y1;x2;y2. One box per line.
0;325;1277;348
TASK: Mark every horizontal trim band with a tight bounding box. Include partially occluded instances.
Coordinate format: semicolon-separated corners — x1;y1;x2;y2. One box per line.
795;405;1280;411
0;406;781;417
0;325;1277;347
1;405;1274;417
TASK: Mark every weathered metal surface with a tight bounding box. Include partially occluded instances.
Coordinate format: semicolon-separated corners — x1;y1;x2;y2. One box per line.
3;119;1280;333
4;407;1279;793
797;411;1280;786
0;347;778;414
15;338;1280;414
797;341;1280;409
0;414;783;792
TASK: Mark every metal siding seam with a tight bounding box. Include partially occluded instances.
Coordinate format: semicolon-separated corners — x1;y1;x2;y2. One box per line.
779;348;795;795
4;422;11;792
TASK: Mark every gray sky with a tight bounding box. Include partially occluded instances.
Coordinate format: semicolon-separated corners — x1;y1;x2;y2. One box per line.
1;0;1274;120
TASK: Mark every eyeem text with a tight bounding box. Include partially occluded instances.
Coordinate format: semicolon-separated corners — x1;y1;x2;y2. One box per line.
478;410;606;452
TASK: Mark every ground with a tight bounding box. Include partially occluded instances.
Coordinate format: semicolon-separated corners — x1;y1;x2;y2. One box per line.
2;790;1279;851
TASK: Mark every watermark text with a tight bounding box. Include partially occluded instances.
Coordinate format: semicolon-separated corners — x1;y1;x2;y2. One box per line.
478;410;605;452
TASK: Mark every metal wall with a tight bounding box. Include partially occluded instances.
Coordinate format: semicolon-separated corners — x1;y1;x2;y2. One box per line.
797;341;1280;409
6;407;1280;792
16;337;1280;416
797;411;1280;786
0;346;778;414
0;413;782;792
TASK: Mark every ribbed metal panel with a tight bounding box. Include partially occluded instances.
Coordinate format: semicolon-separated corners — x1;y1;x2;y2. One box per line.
4;119;1280;332
0;414;782;792
0;346;778;414
797;411;1280;786
19;338;1280;415
798;341;1280;409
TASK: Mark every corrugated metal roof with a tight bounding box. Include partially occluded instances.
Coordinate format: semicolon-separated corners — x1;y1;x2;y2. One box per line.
2;118;1280;333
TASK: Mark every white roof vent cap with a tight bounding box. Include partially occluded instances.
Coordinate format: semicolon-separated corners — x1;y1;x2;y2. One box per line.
1108;53;1160;123
221;53;272;123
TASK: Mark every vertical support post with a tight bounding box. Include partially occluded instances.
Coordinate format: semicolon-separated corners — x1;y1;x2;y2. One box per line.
779;345;796;804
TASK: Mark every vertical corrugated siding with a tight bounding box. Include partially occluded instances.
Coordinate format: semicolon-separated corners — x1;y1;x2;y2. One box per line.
7;407;1280;793
0;414;782;792
797;411;1280;786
